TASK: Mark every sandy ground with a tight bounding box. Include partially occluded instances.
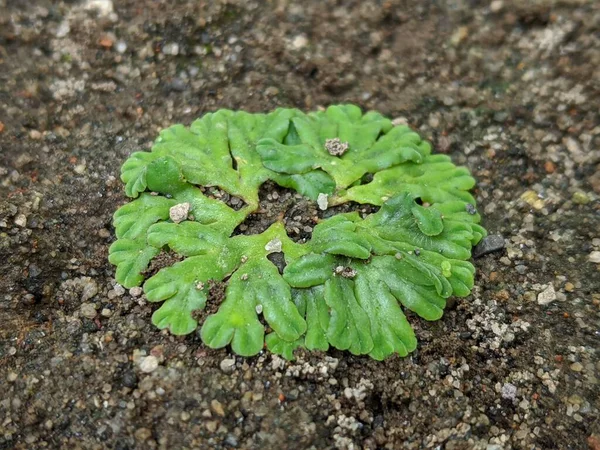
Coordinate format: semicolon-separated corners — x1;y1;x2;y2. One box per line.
1;0;599;449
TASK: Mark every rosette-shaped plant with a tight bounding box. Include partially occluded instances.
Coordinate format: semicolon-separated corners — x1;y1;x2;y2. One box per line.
109;105;486;360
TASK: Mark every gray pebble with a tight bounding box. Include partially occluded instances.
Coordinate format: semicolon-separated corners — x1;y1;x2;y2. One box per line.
515;265;527;275
129;287;143;297
473;235;505;258
220;358;236;374
162;42;179;56
224;434;238;447
81;279;99;302
80;303;97;319
501;383;517;400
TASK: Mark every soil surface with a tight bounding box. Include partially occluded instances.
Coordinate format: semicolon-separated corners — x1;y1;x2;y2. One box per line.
1;1;599;449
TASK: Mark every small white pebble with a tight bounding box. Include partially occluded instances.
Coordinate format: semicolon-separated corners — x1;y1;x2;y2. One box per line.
74;164;86;174
292;35;308;49
170;203;190;223
501;383;517;400
81;279;99;302
162;42;179;56
265;238;282;253
317;193;328;211
115;41;127;54
113;284;125;296
490;0;503;12
55;20;70;38
588;251;600;263
325;138;349;156
537;284;556;305
129;286;143;297
14;214;27;227
84;0;114;17
220;358;236;373
139;355;159;373
392;117;408;126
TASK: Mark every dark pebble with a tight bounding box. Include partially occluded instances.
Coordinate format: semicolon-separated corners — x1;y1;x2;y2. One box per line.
33;311;48;323
121;370;138;388
267;252;286;274
82;319;100;333
472;235;505;258
466;204;477;215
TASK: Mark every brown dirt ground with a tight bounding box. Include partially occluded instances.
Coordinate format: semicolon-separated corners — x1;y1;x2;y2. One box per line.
1;1;599;449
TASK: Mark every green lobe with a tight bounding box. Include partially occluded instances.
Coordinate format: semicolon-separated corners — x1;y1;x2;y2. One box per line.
411;204;444;236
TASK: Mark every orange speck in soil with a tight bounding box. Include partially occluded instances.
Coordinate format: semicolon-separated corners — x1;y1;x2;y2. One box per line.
544;161;556;173
588;435;600;450
99;37;114;48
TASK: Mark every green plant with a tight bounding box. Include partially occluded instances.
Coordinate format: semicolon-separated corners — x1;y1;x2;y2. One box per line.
109;105;486;360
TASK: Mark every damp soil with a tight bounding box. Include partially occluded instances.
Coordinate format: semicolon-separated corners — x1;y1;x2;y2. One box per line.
143;251;184;278
234;181;378;244
1;1;600;449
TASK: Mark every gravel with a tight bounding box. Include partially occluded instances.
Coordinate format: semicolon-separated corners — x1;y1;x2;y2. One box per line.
1;0;598;449
589;251;600;264
537;284;557;305
220;357;236;374
139;355;159;373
